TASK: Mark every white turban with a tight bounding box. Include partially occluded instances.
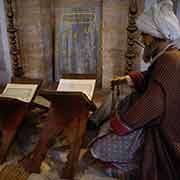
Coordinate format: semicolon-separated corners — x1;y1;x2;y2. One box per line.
136;0;180;44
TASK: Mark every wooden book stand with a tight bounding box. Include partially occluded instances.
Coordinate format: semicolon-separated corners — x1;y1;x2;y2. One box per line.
21;90;96;180
0;78;42;163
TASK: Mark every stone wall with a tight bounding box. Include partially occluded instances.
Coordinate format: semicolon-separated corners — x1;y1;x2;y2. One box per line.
14;0;141;88
15;0;52;80
102;0;129;87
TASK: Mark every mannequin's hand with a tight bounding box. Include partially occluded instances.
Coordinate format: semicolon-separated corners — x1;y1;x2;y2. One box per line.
111;75;130;85
111;75;134;88
112;75;128;82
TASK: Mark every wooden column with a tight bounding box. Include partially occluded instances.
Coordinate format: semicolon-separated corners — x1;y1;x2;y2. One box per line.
6;0;23;77
125;0;138;73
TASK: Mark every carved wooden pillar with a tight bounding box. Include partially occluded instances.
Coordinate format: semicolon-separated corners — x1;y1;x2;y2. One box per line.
125;0;138;73
6;0;23;77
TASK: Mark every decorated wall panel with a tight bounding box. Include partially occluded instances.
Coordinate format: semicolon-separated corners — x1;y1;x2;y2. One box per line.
59;7;101;75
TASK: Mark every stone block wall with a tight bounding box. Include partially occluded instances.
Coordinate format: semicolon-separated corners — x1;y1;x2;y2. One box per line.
102;0;129;87
14;0;141;88
15;0;52;80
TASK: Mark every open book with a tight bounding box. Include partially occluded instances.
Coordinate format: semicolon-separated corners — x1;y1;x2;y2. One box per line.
57;78;96;101
0;83;38;103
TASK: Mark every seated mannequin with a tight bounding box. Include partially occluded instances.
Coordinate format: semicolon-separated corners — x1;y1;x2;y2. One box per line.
85;1;180;179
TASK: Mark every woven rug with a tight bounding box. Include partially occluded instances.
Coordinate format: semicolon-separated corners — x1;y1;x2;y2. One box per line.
0;164;30;180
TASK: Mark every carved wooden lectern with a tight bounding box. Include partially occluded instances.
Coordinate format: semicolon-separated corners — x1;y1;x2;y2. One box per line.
21;90;96;180
0;97;28;163
0;78;42;163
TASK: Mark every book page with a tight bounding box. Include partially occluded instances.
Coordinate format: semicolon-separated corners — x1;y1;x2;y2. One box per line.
57;79;96;100
0;83;38;103
34;95;51;108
